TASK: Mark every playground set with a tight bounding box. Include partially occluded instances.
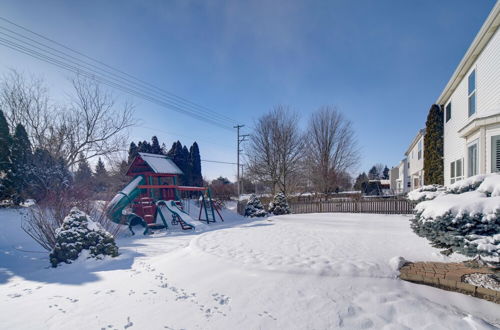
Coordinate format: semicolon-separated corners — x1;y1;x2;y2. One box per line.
106;152;223;234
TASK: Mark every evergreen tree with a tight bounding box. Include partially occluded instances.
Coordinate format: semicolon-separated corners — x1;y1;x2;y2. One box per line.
151;136;162;154
244;194;267;217
0;110;11;174
137;140;152;153
353;172;368;191
74;153;93;187
189;142;203;187
128;142;138;163
424;104;444;185
27;149;72;201
268;192;291;215
368;166;379;180
94;157;109;193
181;145;191;185
168;141;190;184
9;124;32;203
382;166;390;180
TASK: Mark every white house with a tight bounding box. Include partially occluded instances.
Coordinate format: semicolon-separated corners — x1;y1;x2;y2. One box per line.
394;158;410;194
405;129;425;190
438;2;500;185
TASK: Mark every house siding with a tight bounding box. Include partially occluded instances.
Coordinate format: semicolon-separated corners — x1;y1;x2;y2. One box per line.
443;27;500;185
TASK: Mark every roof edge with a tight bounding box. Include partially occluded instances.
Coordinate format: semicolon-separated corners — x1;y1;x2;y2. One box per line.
436;2;500;105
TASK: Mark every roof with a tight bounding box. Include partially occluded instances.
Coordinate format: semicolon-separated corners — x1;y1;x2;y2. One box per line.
404;129;425;156
436;2;500;105
136;152;183;175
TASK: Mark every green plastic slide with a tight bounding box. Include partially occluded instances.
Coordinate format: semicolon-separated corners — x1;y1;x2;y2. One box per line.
106;175;145;224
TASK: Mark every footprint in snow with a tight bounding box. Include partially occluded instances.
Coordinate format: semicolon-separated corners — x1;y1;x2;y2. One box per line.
124;317;133;329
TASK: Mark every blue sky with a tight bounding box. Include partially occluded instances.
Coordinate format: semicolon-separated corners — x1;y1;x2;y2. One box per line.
0;0;496;181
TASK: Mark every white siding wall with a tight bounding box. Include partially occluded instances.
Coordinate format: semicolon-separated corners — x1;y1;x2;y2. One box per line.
444;28;500;185
407;135;424;189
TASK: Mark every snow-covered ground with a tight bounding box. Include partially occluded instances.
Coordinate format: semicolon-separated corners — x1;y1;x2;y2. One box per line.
1;207;499;329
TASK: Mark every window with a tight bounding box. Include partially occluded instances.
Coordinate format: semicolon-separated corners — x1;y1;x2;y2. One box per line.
468;143;478;177
491;136;500;172
418;140;422;160
450;161;455;184
445;102;451;122
450;159;463;184
468;70;476;117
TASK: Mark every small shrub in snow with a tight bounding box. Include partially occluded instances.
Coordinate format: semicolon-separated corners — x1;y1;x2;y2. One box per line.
407;185;445;202
268;192;291;215
411;174;500;258
49;208;119;267
244;194;267;218
446;175;486;194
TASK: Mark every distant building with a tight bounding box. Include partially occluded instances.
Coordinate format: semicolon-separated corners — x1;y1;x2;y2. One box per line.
393;158;410;194
405;129;425;190
437;2;500;185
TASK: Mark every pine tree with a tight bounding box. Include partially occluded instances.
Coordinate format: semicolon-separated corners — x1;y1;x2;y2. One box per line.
268;192;291;215
189;142;203;187
382;166;390;180
353;172;368;191
128;142;138;162
9;124;32;203
368;166;379;180
244;194;267;217
151;136;162;154
27;149;72;201
424;104;444;185
0;110;11;174
138;140;152;153
74;153;93;187
94;158;109;193
0;111;12;201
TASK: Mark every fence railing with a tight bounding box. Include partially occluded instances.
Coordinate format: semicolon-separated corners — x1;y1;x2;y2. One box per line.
237;197;416;215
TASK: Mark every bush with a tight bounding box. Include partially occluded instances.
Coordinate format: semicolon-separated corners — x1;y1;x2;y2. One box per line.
411;174;500;258
244;194;267;218
407;184;445;202
268;192;291;215
49;208;119;267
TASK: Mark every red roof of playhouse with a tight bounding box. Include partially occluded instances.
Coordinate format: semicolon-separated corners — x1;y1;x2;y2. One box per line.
126;152;183;176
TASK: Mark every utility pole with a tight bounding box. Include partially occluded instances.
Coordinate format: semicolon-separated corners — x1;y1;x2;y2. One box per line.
234;125;249;199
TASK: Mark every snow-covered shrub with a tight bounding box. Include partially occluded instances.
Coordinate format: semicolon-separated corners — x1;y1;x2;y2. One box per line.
244;194;267;218
268;192;291;215
407;184;445;202
49;208;119;267
446;175;486;194
411;174;500;258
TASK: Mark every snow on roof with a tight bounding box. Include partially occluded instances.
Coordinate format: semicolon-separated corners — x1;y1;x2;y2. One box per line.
138;152;183;175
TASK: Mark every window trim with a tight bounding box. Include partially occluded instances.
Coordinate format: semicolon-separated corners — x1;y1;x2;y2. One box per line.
468;141;478;177
468;70;476;117
491;135;500;173
445;102;451;123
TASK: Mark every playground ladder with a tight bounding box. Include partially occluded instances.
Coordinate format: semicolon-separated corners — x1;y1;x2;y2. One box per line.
199;191;217;223
140;197;156;224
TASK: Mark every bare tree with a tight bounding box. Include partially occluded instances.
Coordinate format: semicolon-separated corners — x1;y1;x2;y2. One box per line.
247;105;303;195
305;106;358;195
0;70;135;167
63;76;135;166
0;70;54;148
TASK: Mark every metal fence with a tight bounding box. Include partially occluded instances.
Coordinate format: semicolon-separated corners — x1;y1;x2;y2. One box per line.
238;197;416;215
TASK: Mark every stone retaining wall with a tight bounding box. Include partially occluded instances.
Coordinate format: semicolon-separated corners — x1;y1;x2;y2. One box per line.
399;262;499;304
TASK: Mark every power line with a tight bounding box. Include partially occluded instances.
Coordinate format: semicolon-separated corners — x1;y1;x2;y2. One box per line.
0;35;233;130
0;17;238;129
201;159;237;165
0;16;237;125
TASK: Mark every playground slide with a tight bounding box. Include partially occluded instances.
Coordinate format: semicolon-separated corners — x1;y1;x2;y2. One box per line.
160;201;199;229
106;175;145;224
